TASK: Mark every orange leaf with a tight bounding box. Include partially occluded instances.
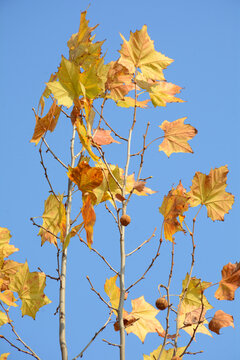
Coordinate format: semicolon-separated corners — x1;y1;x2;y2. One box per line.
159;181;189;241
30;100;61;145
106;61;134;101
92;129;120;146
159;118;197;157
209;310;234;334
188;165;234;221
82;194;96;248
68;161;103;194
215;262;240;300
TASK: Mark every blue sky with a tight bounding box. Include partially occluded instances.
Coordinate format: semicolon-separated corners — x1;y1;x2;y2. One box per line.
0;0;239;359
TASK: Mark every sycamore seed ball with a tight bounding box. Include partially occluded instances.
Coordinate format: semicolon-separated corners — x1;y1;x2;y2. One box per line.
120;214;131;226
155;297;168;310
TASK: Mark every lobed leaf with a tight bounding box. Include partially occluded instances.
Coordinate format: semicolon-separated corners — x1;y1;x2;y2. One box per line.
143;345;185;360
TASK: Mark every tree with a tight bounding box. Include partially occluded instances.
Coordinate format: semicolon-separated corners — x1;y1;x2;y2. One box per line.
0;6;238;360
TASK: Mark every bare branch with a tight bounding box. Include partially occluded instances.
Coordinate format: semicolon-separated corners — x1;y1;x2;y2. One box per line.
42;137;68;169
102;338;120;348
30;217;60;240
126;228;156;257
86;276;118;312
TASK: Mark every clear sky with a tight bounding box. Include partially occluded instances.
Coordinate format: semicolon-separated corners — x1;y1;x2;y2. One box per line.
0;0;240;359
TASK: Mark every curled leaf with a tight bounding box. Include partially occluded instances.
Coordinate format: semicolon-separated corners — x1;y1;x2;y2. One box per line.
209;310;234;334
215;262;240;300
92;129;120;146
82;194;96;248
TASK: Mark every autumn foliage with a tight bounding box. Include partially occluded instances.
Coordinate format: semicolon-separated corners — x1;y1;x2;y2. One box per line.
0;9;238;360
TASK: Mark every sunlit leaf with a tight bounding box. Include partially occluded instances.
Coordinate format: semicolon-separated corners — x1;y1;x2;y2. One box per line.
209;310;234;334
159;118;197;157
215;262;240;300
104;275;120;315
38;194;66;246
119;25;173;80
92;129;120;146
31;100;61;145
0;290;17;307
143;345;185;360
106;61;134;101
0;354;10;360
159;181;189;241
82;194;96;248
9;262;51;319
187;165;234;221
116;97;150;108
124;173;156;196
75;118;99;161
0;228;18;260
0;311;9;327
67;161;103;194
125;296;164;343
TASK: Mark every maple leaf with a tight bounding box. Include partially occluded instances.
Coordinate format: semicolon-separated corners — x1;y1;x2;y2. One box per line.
159;181;189;241
0;260;24;292
125;296;164;343
81;194;96;248
215;262;240;300
38;194;66;246
187;165;234;221
0;311;8;327
0;227;18;260
124;173;156;196
119;25;173;80
46;56;83;108
9;262;51;319
159;118;197;157
209;310;234;334
0;290;17;307
143;345;185;360
30;100;61;145
0;354;10;360
106;61;134;101
92;129;120;146
75;118;99;161
178;274;213;337
116;97;150;108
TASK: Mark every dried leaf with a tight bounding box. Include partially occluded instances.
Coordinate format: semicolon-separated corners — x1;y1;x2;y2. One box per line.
159;181;189;241
159;118;197;157
215;262;240;300
209;310;234;334
92;129;120;146
188;165;234;221
30;100;61;145
82;194;96;248
106;61;134;101
75;118;99;161
143;345;185;360
124;173;156;196
68;161;103;194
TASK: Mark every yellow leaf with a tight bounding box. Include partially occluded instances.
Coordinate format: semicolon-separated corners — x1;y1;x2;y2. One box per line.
159;118;197;157
38;194;66;246
119;25;173;80
159;181;189;241
0;311;8;327
125;296;164;343
0;354;10;360
75;118;99;161
67;161;103;194
104;275;120;315
30;100;61;145
125;173;156;196
0;290;18;307
116;97;150;108
9;262;51;319
0;227;18;260
187;165;234;221
143;345;185;360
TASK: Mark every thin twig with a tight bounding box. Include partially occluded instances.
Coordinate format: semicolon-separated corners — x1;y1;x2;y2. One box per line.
37;267;60;281
0;303;40;360
30;217;60;240
0;334;38;358
92;97;107;137
49;94;71;118
126;236;162;292
126;228;156;257
102;339;120;348
157;241;175;360
42;138;68;169
72;311;113;359
86;276;118;312
93;105;127;141
105;203;118;225
78;235;118;275
39;139;59;202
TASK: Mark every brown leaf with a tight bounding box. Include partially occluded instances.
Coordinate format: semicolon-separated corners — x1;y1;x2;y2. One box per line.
106;61;134;101
92;129;120;146
184;307;206;326
30;100;61;145
114;314;139;331
133;181;146;192
215;262;240;300
209;310;234;334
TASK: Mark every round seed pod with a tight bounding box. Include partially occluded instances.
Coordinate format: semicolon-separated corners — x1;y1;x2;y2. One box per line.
120;214;131;226
155;297;168;310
